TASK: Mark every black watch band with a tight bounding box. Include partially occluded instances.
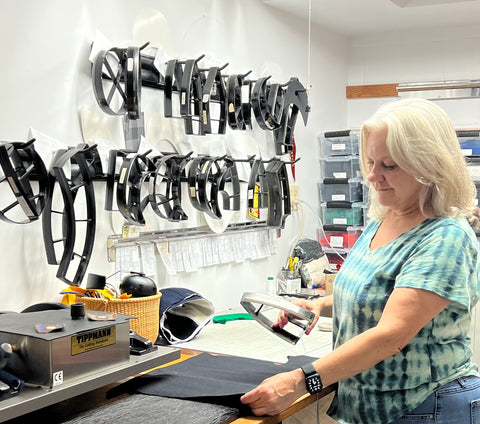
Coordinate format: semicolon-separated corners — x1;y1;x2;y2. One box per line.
301;363;323;394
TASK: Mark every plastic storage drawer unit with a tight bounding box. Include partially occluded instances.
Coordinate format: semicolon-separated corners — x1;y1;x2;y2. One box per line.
466;156;480;181
326;252;344;271
320;156;360;179
361;180;370;204
320;130;360;156
321;202;364;226
475;181;480;206
457;130;480;156
318;178;362;202
319;224;363;250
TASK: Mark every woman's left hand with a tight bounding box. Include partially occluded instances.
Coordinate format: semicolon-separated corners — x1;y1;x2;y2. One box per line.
240;369;306;416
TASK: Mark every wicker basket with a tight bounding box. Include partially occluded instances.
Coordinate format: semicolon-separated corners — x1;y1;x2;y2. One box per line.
77;292;161;344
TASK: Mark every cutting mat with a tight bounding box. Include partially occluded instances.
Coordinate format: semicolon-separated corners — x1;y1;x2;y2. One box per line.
177;309;333;363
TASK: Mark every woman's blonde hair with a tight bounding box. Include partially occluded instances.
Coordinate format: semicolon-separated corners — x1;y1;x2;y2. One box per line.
360;98;479;228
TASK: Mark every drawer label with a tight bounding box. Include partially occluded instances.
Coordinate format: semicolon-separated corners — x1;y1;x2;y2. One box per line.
71;326;116;355
330;236;344;248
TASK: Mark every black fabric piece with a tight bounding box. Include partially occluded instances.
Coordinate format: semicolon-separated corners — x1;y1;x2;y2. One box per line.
3;393;239;424
67;395;239;424
111;352;316;412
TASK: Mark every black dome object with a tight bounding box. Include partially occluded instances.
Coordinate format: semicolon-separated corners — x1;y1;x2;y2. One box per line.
119;273;157;298
21;302;69;313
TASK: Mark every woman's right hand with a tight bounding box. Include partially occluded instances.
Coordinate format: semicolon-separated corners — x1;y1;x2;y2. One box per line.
273;296;329;335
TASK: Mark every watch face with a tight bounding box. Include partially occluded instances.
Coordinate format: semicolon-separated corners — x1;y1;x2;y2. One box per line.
306;374;323;394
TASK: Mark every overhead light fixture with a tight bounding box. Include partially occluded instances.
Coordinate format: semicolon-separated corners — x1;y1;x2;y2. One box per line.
391;0;476;7
397;80;480;99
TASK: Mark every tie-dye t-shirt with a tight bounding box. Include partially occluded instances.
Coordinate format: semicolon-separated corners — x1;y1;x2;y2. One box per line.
328;216;480;424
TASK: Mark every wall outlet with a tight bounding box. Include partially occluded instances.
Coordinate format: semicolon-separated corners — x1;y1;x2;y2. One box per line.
290;183;299;211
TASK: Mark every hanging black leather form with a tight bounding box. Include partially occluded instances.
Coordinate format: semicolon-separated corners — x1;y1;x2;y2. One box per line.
115;150;153;226
148;153;191;222
92;46;141;120
42;144;98;285
0;139;49;224
187;155;241;219
266;158;291;228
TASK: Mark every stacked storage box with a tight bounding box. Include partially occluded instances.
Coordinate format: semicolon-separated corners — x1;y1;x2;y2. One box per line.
317;130;480;268
318;130;367;269
461;130;480;237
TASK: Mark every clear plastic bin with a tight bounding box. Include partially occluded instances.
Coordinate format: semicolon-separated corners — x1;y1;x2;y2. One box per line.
466;156;480;181
475;182;480;206
326;252;345;271
361;180;370;203
362;202;370;226
318;178;362;202
320;130;360;156
457;130;480;156
321;202;364;226
318;224;363;250
320;156;360;179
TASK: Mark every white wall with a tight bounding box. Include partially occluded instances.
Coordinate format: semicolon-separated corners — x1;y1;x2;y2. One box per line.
1;0;477;370
345;24;480;365
0;0;348;312
346;25;480;127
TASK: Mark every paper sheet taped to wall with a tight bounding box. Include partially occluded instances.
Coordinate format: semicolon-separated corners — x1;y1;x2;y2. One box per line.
156;228;277;275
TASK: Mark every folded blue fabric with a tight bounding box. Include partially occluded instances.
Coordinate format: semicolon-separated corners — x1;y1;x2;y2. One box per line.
0;368;24;393
159;287;215;344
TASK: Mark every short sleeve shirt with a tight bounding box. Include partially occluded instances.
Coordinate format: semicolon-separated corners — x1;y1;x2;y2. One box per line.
328;216;480;424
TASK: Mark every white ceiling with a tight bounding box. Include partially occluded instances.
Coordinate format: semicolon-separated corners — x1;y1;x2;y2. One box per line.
262;0;480;37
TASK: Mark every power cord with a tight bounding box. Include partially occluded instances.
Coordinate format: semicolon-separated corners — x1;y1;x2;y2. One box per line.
287;198;346;267
300;199;347;262
286;198;306;267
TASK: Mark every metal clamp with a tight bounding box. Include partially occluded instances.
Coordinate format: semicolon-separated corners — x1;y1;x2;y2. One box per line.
240;292;315;345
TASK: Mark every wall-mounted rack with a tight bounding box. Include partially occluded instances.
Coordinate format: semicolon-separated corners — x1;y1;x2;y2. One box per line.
107;221;279;274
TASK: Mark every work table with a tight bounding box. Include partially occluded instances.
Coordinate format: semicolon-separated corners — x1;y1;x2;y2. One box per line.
1;348;334;424
1;314;334;423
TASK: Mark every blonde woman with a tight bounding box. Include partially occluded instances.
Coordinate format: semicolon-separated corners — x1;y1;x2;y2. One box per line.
241;98;480;424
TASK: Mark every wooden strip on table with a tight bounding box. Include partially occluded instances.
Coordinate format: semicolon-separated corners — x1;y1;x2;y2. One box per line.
228;386;336;424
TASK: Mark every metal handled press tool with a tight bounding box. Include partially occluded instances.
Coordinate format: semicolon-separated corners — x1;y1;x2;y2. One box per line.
240;292;315;345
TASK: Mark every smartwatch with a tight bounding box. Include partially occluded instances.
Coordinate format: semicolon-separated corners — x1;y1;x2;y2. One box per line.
301;363;323;394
